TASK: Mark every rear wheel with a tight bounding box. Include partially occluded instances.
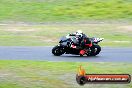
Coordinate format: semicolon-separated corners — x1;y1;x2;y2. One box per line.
52;45;65;56
90;45;101;56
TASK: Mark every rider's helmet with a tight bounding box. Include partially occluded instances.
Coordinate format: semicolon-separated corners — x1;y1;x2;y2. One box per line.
76;30;83;38
76;30;83;34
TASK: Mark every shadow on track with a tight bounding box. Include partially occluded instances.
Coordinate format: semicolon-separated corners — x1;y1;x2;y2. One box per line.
53;55;101;59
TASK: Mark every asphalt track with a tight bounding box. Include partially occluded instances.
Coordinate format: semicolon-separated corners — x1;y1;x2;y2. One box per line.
0;46;132;62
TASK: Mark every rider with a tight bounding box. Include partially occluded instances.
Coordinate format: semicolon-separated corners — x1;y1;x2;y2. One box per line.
66;30;92;56
66;30;83;46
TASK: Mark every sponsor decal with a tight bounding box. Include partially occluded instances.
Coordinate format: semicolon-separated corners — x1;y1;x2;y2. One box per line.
76;66;131;85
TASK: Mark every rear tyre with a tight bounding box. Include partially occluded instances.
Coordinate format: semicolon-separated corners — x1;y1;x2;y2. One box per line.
90;45;101;56
52;45;65;56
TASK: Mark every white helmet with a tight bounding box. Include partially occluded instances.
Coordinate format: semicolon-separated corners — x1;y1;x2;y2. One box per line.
76;30;83;34
76;30;83;38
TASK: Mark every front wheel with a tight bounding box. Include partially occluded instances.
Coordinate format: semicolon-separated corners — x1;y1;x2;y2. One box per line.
90;45;101;56
52;45;65;56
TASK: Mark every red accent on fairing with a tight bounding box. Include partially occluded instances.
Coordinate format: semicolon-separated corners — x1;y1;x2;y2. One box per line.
84;39;86;42
71;44;76;48
80;50;86;55
85;42;92;47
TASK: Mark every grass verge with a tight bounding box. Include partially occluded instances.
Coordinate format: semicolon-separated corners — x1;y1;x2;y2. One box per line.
0;23;132;47
0;60;131;88
0;0;132;22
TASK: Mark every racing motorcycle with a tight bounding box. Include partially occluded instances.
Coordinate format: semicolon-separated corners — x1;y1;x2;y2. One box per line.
52;36;104;56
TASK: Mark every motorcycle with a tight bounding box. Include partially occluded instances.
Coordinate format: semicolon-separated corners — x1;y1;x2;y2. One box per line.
52;35;104;56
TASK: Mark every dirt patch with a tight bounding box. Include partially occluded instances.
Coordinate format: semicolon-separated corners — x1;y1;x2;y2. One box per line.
0;24;39;33
5;27;37;32
33;36;57;43
118;25;132;31
113;41;131;43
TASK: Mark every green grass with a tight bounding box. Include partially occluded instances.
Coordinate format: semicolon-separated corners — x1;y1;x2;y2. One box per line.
0;0;132;46
0;0;132;22
0;60;131;88
0;23;132;46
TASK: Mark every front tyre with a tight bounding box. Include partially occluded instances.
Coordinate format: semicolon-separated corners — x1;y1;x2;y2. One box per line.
52;45;65;56
90;45;101;56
